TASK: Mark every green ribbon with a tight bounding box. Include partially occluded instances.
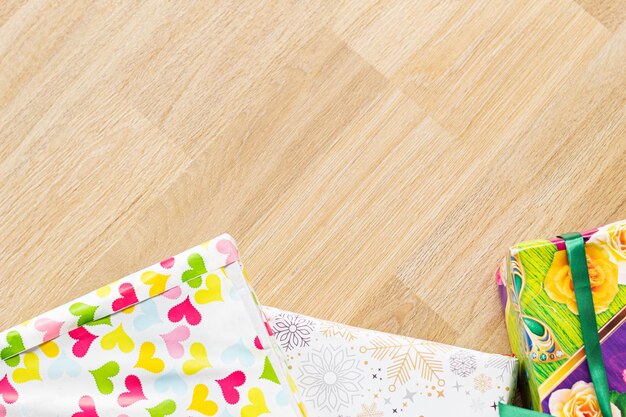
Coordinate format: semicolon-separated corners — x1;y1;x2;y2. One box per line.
499;232;612;417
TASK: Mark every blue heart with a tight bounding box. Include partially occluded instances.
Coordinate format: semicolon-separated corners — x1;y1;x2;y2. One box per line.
221;338;254;367
48;353;81;379
155;371;187;395
133;299;161;331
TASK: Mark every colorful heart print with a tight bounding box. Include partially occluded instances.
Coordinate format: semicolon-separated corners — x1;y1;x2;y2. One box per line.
12;353;41;383
183;343;212;375
168;296;202;326
135;342;165;373
216;239;238;264
112;283;139;312
181;253;207;288
195;274;223;304
69;327;98;358
34;318;64;341
0;374;18;404
241;387;270;417
1;331;25;367
141;271;170;297
260;357;279;384
72;395;98;417
70;303;99;327
216;370;246;405
146;399;176;417
160;326;190;359
89;361;120;395
40;340;60;358
100;324;134;353
189;384;218;416
118;375;147;407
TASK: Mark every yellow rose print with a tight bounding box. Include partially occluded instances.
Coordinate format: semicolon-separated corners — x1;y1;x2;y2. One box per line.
544;243;619;314
549;381;621;417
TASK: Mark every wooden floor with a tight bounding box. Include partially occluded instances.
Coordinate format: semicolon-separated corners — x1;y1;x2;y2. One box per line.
0;1;624;356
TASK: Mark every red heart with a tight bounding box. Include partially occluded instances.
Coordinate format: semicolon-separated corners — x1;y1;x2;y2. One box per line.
0;403;5;417
117;375;146;407
68;327;98;358
0;375;18;404
72;395;99;417
112;283;139;312
167;296;201;326
216;370;246;405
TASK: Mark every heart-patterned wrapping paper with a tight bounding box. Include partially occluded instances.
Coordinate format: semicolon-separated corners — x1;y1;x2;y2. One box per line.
0;234;306;417
263;307;518;417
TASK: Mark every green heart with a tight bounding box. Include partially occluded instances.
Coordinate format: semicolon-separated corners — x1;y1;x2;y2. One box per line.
85;316;112;327
147;399;177;417
1;330;25;367
182;253;206;289
260;356;279;384
70;302;99;326
89;361;119;395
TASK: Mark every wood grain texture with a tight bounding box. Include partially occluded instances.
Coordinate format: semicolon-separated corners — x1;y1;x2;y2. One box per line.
0;0;624;356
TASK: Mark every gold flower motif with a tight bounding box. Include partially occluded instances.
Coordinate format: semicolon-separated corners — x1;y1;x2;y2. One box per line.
548;381;621;417
544;243;618;314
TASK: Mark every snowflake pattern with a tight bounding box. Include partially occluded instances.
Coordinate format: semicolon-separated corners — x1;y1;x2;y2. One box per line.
360;335;448;391
357;402;384;417
271;312;314;351
298;345;364;411
473;373;493;393
449;350;478;377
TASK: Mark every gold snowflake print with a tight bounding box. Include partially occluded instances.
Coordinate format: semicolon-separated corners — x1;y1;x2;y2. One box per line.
473;373;493;393
357;402;384;417
360;335;449;391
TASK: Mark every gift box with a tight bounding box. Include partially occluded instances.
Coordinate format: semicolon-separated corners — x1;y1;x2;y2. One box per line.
263;307;518;416
498;219;626;415
0;234;306;417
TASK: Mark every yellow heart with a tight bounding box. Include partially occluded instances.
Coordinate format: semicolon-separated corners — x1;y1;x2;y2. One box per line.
195;274;223;304
40;340;59;358
121;305;136;314
188;384;218;416
135;342;164;373
96;285;111;297
13;353;41;383
141;271;170;297
101;324;134;353
183;343;212;375
241;388;270;417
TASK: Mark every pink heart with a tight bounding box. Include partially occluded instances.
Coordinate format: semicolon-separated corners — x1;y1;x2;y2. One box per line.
0;375;18;404
0;403;5;417
118;375;146;407
254;336;263;350
160;326;190;359
167;296;202;326
68;327;98;358
162;286;181;300
72;395;98;417
216;239;239;264
34;318;64;342
216;371;246;405
264;321;273;336
112;283;139;312
160;257;175;269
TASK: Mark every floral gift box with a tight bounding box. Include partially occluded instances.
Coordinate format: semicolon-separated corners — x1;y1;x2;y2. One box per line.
262;307;518;417
0;234;306;417
498;219;626;416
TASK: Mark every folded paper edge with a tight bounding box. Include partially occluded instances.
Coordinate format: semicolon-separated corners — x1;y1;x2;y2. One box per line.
0;233;240;362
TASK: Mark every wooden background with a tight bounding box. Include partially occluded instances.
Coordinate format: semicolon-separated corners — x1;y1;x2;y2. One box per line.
0;1;624;356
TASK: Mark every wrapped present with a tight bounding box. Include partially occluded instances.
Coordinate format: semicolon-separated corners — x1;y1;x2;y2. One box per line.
0;234;306;417
498;220;626;415
263;306;518;416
